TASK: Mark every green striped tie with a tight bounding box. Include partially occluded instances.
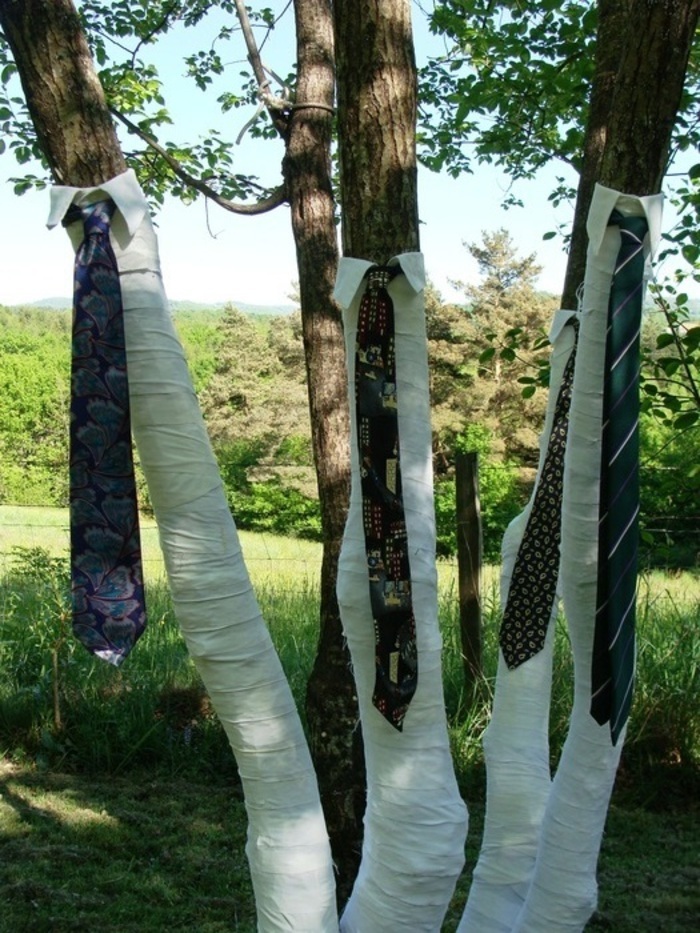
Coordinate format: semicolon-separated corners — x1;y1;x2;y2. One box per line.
590;210;649;744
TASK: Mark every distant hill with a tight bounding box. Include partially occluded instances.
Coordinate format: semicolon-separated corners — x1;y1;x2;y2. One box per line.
15;297;297;316
26;297;72;309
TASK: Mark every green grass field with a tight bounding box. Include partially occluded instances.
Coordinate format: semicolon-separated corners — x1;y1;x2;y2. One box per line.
0;505;324;587
1;505;699;930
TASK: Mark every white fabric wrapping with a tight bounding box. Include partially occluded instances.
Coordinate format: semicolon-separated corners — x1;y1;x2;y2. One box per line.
458;311;579;933
334;254;468;932
511;185;663;932
49;170;338;933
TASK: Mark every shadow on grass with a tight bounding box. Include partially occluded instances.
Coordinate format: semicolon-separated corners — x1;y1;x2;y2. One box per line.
3;758;698;933
0;762;254;933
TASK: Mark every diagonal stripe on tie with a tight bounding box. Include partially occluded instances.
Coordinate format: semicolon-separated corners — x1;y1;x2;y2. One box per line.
590;209;649;744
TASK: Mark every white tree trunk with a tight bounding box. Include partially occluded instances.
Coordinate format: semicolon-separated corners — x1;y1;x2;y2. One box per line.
334;254;468;932
459;310;579;932
49;169;339;933
512;185;663;932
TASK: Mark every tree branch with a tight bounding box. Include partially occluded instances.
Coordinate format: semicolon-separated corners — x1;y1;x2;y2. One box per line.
111;107;287;215
232;0;290;136
655;294;700;410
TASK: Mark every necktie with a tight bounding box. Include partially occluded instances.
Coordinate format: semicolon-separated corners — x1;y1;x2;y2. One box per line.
356;265;417;729
590;211;649;744
69;198;146;665
499;319;579;668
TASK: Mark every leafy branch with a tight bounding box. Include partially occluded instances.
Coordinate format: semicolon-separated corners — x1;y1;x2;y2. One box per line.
112;106;287;214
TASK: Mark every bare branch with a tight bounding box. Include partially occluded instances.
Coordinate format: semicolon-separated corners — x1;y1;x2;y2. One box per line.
232;0;289;136
112;107;287;215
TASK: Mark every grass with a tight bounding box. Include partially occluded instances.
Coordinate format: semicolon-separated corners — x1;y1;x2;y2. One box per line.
0;505;323;588
1;764;698;932
0;760;255;933
1;505;700;929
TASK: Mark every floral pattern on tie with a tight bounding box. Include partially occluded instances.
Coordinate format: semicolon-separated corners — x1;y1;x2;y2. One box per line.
70;199;146;665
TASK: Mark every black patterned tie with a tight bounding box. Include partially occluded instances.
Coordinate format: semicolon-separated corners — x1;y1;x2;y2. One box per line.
591;211;649;744
355;265;417;729
68;199;146;665
499;319;579;668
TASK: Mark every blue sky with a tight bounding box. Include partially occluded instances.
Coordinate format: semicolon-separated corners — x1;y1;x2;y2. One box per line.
0;2;691;308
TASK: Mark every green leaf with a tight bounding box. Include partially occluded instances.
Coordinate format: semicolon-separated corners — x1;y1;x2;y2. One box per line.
656;332;675;349
1;63;17;85
673;410;699;430
657;357;682;376
681;243;700;265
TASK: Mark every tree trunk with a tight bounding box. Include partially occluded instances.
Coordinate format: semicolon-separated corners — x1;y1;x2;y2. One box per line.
562;0;700;308
0;0;126;185
283;0;362;904
455;451;482;695
333;0;420;258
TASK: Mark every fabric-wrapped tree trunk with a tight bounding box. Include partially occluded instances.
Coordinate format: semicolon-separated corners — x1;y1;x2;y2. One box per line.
459;309;580;932
334;253;468;932
511;185;662;932
49;169;338;933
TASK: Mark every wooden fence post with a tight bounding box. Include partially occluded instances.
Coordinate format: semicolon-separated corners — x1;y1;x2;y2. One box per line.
455;451;483;695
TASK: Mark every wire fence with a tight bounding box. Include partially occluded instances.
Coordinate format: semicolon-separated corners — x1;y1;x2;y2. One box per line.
1;505;698;614
0;504;326;587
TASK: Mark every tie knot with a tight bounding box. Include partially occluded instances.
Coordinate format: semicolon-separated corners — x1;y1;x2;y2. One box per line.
609;209;648;242
79;199;116;239
365;265;400;292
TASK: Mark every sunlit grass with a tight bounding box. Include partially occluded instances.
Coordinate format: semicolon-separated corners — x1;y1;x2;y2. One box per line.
1;506;699;930
0;504;322;588
1;504;698;784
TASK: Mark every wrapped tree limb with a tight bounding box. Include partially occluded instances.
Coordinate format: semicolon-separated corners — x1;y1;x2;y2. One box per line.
49;169;338;933
459;310;580;932
335;253;467;932
512;185;663;932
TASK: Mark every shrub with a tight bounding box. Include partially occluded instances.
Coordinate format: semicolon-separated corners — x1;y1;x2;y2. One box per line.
435;424;524;561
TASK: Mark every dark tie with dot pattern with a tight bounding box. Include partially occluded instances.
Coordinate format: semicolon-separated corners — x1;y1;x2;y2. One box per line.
499;318;579;669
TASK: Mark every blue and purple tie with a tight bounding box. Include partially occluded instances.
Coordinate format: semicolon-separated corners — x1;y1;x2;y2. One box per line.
69;198;146;665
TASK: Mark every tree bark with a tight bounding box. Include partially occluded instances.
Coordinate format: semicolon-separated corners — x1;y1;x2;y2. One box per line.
562;0;700;308
333;0;420;258
3;0;364;904
283;0;362;904
0;0;126;185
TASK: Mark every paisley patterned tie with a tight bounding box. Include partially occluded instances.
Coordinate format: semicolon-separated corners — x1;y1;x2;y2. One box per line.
591;211;649;744
356;265;417;729
499;318;579;668
69;199;146;665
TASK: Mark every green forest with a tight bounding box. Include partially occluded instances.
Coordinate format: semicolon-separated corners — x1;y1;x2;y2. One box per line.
2;229;698;565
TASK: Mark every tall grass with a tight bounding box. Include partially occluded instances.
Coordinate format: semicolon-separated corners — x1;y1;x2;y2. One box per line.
0;527;698;790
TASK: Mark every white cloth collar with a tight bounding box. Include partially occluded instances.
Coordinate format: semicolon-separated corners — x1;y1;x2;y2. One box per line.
548;308;580;345
333;252;425;309
586;183;664;257
47;168;147;237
